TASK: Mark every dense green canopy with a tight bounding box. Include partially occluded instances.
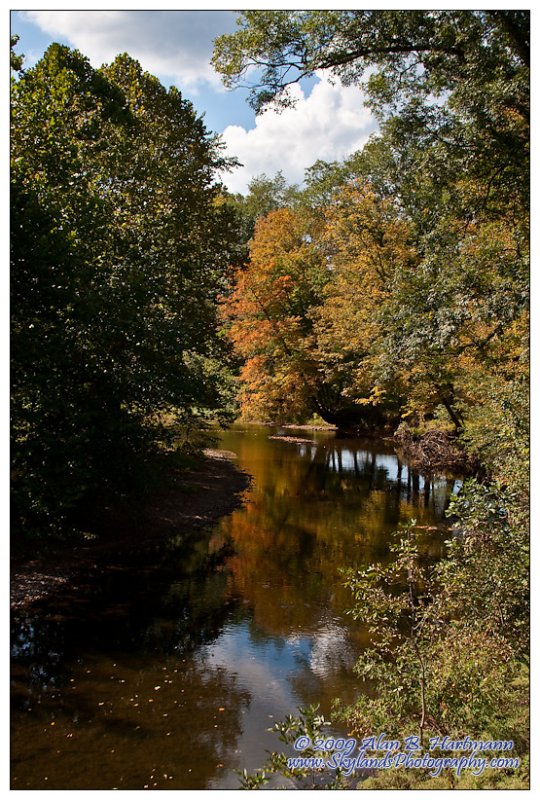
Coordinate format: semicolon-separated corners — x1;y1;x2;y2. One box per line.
11;44;240;535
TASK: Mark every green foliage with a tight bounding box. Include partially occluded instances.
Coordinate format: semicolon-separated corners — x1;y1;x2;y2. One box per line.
336;489;529;788
441;481;529;658
460;374;529;519
11;44;241;538
237;171;299;223
214;12;528;152
10;34;24;72
237;705;347;790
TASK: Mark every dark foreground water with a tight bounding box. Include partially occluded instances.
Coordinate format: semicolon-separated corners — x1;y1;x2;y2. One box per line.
11;425;459;789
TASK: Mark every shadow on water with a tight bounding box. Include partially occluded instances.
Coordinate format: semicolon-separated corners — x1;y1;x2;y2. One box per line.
11;425;460;789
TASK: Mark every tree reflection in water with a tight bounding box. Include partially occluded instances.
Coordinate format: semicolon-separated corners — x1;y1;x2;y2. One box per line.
11;425;459;789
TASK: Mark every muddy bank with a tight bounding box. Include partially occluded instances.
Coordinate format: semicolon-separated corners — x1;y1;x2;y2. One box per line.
281;423;337;432
238;421;338;432
11;449;251;610
268;435;317;445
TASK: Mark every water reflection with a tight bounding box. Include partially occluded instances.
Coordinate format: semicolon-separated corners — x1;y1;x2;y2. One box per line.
11;425;458;789
12;649;251;789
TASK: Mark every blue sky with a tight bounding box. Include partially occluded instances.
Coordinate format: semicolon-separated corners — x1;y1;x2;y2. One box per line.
10;10;378;194
11;10;256;132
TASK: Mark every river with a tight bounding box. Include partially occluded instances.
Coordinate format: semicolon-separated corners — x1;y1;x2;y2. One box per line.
11;425;459;789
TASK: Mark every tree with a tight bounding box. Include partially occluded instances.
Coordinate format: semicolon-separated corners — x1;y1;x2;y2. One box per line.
214;11;529;229
215;11;528;438
222;171;299;264
11;44;240;536
12;45;130;533
238;171;299;222
10;34;24;72
222;207;325;423
213;11;528;121
223;183;422;433
312;182;416;426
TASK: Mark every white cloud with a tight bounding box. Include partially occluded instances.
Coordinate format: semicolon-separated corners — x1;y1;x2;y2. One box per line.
220;72;378;194
20;9;235;91
20;11;378;191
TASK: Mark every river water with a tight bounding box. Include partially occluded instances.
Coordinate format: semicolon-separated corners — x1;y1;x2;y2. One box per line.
11;425;459;789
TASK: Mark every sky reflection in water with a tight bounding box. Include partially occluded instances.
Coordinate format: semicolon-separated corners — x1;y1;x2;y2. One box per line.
11;426;459;789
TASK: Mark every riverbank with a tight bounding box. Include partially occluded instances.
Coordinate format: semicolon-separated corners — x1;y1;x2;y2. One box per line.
11;448;251;610
393;427;476;474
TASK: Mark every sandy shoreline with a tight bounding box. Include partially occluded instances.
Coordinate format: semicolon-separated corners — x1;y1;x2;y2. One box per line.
11;449;251;611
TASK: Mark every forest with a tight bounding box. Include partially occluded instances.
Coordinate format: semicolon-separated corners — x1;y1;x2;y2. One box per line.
11;10;529;790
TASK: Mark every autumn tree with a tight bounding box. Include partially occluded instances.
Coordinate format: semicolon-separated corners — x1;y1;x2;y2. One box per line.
222;171;300;265
223;184;422;433
222;207;325;422
311;183;417;426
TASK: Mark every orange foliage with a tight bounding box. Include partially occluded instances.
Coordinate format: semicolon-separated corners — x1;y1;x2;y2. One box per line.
221;207;325;420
